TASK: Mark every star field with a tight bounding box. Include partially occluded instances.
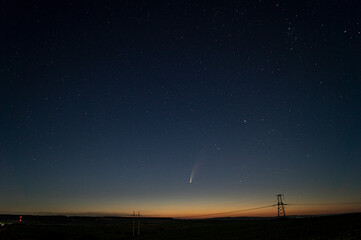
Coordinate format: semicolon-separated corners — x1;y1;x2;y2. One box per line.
1;1;361;216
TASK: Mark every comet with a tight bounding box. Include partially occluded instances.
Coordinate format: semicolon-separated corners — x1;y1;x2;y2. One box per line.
189;163;197;184
189;148;206;184
189;145;219;184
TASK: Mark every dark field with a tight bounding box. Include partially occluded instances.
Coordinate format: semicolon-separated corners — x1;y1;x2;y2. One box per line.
1;213;361;240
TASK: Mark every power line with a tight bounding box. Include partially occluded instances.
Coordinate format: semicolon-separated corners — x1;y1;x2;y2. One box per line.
175;199;361;219
178;204;276;219
127;198;361;219
288;201;361;206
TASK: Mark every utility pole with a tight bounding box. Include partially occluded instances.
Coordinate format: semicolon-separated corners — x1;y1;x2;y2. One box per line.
132;210;141;237
137;211;140;236
132;211;135;237
277;194;286;218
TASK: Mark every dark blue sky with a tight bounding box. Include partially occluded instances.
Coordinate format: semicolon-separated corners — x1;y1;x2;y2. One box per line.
1;1;361;217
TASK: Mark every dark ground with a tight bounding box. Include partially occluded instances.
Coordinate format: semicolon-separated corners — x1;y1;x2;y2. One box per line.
0;213;360;240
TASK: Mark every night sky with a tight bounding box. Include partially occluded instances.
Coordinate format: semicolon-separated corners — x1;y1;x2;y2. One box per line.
1;1;361;217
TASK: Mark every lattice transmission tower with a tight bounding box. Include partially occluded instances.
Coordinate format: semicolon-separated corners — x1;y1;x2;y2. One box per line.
277;194;286;218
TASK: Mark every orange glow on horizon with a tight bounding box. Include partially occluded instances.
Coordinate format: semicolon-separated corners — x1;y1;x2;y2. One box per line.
33;205;359;219
6;199;361;219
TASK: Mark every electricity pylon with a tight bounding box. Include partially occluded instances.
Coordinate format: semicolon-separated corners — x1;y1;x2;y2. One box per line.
277;194;286;217
137;211;140;236
132;211;135;236
132;210;141;237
